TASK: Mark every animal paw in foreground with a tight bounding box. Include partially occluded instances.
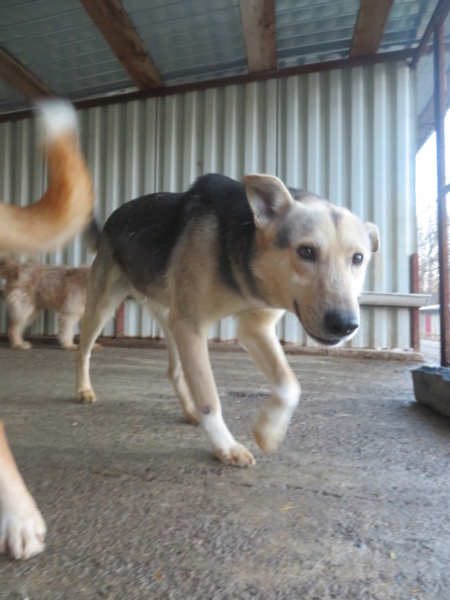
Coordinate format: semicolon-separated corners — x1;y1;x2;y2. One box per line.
213;442;256;467
0;493;46;559
76;388;96;404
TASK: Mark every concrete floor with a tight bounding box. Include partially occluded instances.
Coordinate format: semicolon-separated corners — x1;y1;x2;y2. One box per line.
0;340;449;600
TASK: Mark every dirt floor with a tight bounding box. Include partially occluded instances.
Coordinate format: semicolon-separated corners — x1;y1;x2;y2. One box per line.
0;339;449;600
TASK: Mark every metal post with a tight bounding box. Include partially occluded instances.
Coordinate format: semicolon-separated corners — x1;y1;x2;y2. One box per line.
410;253;420;351
434;24;450;366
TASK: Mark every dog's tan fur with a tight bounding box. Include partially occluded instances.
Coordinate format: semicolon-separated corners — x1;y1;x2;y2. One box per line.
1;259;89;350
76;173;380;468
0;100;94;560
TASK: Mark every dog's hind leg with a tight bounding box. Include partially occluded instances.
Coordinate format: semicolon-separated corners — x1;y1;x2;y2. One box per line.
76;263;127;404
237;309;301;455
169;316;255;467
151;306;198;425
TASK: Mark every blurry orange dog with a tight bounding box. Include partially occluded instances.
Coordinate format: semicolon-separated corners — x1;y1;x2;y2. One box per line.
1;259;89;350
0;100;94;560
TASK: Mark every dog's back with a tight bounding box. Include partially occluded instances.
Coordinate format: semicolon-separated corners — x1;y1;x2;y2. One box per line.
102;174;260;302
0;258;19;282
1;260;89;311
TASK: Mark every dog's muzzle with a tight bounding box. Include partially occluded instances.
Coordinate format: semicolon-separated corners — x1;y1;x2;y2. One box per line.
293;301;359;346
323;309;359;338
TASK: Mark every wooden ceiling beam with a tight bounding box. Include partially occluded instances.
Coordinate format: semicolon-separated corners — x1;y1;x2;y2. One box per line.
239;0;277;72
0;46;54;100
350;0;394;57
80;0;163;89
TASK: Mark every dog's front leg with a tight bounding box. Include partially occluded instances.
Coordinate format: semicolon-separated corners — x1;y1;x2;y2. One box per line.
170;318;255;467
237;309;301;454
0;420;46;559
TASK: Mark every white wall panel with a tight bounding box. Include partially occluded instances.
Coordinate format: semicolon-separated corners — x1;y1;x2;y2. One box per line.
0;61;416;349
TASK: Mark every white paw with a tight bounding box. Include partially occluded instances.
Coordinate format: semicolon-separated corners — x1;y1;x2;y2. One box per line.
0;493;46;559
252;410;290;455
76;388;96;404
213;442;256;467
12;341;32;350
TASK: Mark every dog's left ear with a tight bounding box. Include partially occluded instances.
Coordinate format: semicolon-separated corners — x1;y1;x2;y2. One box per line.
365;222;380;253
243;174;294;229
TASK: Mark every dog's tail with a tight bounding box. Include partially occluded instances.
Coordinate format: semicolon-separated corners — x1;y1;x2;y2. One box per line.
0;99;95;255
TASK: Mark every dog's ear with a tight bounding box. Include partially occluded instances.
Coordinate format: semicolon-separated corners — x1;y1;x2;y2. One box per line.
243;174;294;229
365;222;380;253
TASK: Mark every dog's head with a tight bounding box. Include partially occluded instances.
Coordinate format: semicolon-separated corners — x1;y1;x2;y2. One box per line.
244;174;380;346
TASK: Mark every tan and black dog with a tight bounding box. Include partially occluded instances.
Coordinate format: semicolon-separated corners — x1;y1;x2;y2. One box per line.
76;174;379;467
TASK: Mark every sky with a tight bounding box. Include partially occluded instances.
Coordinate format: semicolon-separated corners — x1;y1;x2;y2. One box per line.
415;111;450;222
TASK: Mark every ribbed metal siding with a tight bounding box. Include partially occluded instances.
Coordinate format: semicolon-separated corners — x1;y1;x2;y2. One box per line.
0;62;416;348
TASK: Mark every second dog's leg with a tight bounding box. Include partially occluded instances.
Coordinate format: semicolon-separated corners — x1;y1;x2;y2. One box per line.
237;309;301;454
58;313;79;349
7;305;37;350
170;317;255;467
153;308;197;424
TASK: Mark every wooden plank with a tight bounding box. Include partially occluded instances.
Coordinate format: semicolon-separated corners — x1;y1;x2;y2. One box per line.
239;0;277;72
0;47;53;99
350;0;394;57
80;0;163;89
359;292;430;308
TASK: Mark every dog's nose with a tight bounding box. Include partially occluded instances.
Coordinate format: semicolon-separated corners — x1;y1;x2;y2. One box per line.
324;310;359;337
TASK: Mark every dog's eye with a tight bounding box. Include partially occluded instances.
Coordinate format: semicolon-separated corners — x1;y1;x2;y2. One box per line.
352;253;363;265
297;246;316;261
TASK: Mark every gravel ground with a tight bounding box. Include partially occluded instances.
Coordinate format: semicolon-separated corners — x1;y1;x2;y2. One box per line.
0;341;449;600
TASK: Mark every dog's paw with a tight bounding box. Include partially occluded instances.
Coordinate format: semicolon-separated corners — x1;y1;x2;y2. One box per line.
76;388;96;404
63;343;78;350
183;408;198;425
0;494;46;560
214;443;256;467
252;412;288;455
12;341;32;350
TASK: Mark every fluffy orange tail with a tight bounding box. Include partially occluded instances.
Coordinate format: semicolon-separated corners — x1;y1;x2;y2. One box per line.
0;100;94;254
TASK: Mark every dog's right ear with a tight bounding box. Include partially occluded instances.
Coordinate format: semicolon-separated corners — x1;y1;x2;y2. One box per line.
364;221;380;253
243;174;294;229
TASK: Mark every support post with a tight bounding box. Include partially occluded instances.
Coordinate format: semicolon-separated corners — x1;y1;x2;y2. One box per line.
434;23;450;367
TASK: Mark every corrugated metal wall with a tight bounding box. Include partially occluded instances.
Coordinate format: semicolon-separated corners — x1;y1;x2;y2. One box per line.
0;61;416;349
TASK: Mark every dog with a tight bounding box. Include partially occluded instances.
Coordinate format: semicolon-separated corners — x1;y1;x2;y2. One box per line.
0;99;94;560
0;259;89;350
76;173;380;467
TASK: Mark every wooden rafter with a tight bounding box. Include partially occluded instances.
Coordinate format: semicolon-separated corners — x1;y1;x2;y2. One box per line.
239;0;277;72
0;46;53;100
80;0;163;90
350;0;394;57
